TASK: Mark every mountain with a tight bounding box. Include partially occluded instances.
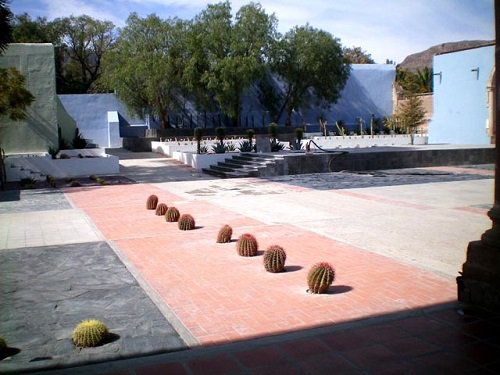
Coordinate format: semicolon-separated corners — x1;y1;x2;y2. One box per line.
398;40;494;71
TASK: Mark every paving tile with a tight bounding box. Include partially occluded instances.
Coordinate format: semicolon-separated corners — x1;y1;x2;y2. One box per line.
341;344;400;371
134;362;188;375
186;353;242;375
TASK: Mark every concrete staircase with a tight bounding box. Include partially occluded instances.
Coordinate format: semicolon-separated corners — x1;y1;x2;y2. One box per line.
202;153;283;178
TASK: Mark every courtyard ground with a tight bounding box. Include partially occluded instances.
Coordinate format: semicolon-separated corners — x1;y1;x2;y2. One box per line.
1;150;499;374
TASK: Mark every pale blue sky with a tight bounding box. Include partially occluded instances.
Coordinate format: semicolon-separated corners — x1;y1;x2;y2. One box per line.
10;0;495;63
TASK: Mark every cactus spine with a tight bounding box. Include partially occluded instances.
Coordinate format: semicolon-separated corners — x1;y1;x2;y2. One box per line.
72;319;109;347
146;194;158;210
155;203;168;216
216;224;233;243
263;245;287;273
236;233;258;257
307;262;335;294
165;207;180;222
178;214;195;230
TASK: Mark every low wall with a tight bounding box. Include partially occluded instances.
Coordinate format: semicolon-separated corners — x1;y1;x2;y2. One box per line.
281;146;494;175
171;151;235;171
5;152;119;180
310;134;428;148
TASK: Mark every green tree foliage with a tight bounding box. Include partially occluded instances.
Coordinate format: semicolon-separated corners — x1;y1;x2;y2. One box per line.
185;1;277;126
397;95;426;133
101;13;187;128
343;46;375;64
396;66;433;94
0;1;35;121
11;14;115;94
0;0;13;52
270;24;350;126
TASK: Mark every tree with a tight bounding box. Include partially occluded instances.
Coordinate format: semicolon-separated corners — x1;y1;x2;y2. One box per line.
270;25;350;126
101;13;187;128
396;94;426;137
396;67;433;94
0;0;13;52
343;46;375;64
185;1;277;126
11;14;115;93
0;1;35;121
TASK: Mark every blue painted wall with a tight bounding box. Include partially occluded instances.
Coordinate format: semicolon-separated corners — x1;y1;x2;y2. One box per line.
428;45;494;144
59;93;143;147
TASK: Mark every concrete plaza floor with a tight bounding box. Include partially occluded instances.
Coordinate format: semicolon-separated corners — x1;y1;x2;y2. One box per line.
1;150;500;374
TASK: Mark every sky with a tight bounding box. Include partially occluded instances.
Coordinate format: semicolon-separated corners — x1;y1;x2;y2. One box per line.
9;0;495;64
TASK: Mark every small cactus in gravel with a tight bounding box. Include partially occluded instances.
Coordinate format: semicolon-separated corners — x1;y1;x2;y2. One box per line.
178;214;195;230
236;233;258;257
307;262;335;294
216;224;233;243
165;207;180;222
146;194;158;210
263;245;287;273
155;203;168;216
72;319;109;348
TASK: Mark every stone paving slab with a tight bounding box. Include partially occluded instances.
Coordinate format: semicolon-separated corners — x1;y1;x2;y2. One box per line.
0;189;72;214
0;209;103;249
0;241;186;374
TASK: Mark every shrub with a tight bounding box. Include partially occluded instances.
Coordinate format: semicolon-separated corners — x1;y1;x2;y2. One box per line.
211;143;226;154
0;336;6;350
238;140;253;152
263;245;286;273
178;214;195;230
236;233;258;257
216;224;232;243
165;207;180;222
271;141;285;152
224;143;236;152
146;194;158;210
155;203;168;216
69;180;81;187
72;319;109;348
307;262;335;294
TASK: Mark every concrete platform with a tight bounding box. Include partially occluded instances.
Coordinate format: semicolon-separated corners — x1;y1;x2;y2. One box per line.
1;150;499;374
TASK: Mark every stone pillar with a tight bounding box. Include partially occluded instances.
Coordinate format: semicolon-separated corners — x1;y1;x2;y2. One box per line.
458;0;500;309
255;134;271;153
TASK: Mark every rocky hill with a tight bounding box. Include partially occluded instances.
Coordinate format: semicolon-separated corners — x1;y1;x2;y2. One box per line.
398;40;494;71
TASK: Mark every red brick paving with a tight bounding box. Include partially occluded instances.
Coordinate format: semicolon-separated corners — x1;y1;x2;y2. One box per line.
65;184;456;347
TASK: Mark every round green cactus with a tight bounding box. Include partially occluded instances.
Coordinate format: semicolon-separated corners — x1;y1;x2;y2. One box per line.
165;207;180;222
178;214;195;230
236;233;258;257
307;262;335;294
216;224;233;243
72;319;109;348
146;194;158;210
263;245;287;273
155;203;168;216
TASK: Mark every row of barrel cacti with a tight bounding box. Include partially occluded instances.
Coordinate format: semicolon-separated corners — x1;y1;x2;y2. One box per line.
148;194;336;294
147;194;195;230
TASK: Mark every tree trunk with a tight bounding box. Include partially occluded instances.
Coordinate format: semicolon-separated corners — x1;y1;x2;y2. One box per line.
159;109;170;129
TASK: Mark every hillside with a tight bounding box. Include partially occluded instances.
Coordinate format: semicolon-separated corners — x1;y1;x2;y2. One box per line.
398;40;494;71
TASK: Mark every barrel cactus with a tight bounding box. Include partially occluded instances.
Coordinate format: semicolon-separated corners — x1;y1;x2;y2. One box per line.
155;203;168;216
307;262;335;294
236;233;258;257
178;214;195;230
216;224;233;243
263;245;287;273
72;319;109;348
146;194;158;210
165;207;180;222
